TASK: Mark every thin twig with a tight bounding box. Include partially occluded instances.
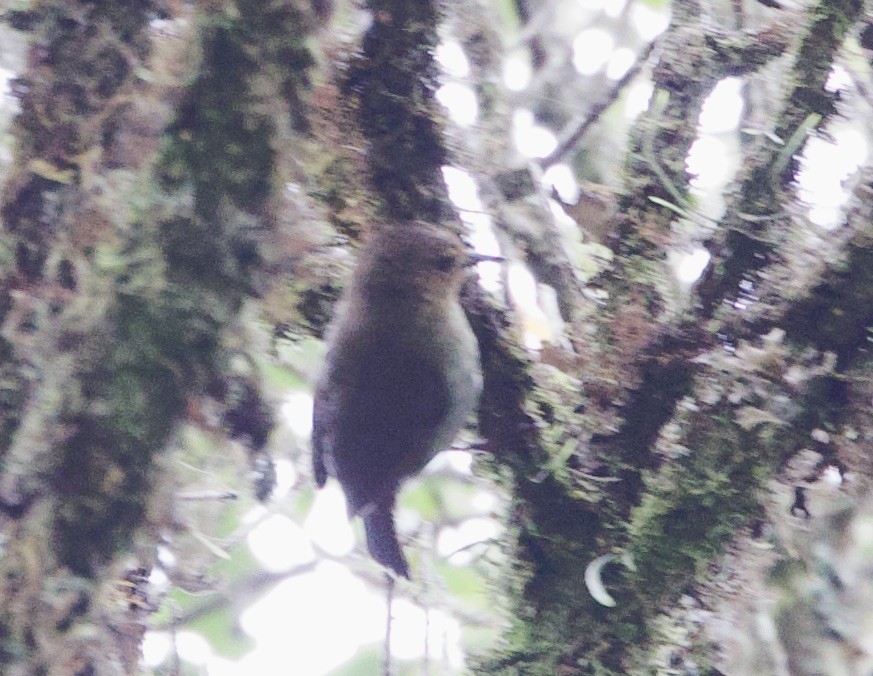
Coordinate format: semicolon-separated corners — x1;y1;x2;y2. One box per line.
177;490;239;501
170;609;181;676
538;38;660;167
424;607;431;676
384;573;395;676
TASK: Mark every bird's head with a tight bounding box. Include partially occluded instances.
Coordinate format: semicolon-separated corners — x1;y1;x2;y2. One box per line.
355;223;470;302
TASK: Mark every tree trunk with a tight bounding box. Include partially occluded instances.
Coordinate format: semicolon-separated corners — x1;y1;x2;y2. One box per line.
0;0;871;673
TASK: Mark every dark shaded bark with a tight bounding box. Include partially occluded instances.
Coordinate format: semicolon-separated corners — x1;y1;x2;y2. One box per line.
0;0;316;671
0;0;870;673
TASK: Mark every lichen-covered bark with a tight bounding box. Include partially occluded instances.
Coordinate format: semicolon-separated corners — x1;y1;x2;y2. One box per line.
698;0;865;320
0;2;160;670
347;0;453;223
1;0;868;672
0;0;157;474
463;1;870;673
0;0;315;671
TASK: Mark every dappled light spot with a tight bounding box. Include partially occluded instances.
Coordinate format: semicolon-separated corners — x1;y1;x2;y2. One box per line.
513;109;558;158
437;82;478;126
248;514;315;572
573;29;614;75
303;483;356;557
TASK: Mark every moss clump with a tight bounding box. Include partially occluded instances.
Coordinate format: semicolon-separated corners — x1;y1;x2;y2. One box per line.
50;0;317;574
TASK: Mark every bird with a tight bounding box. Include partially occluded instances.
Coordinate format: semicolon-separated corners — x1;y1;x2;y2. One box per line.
311;223;483;578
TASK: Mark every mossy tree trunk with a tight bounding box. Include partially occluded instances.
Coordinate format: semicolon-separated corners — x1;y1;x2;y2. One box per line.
0;0;316;671
0;0;871;674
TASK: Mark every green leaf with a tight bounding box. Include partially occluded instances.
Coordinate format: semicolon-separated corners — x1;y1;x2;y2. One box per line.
401;482;441;521
188;609;255;660
647;195;689;218
440;564;488;610
327;645;382;676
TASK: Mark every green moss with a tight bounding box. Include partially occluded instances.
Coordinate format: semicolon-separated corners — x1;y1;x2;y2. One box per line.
0;339;26;458
782;243;873;362
347;0;452;221
628;409;770;597
49;0;317;574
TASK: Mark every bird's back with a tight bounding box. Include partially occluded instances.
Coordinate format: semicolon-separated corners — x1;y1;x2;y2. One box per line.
313;323;454;514
310;222;484;577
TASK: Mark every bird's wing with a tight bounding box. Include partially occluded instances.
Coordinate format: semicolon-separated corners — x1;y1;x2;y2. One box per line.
317;339;450;513
311;392;329;488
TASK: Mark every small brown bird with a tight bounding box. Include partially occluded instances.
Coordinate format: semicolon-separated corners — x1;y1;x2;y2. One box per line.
312;223;483;577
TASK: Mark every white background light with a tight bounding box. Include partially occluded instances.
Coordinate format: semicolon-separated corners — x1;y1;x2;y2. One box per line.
573;29;614;75
437;83;478;126
302;483;356;557
435;41;470;78
238;562;386;675
513;109;558;158
248;514;315;572
673;248;711;284
503;52;532;91
798;125;869;229
281;391;313;438
543;163;579;203
630;3;670;41
606;47;636;80
698;78;744;134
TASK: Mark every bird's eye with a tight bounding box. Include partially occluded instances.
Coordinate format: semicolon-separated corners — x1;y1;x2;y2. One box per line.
434;255;455;272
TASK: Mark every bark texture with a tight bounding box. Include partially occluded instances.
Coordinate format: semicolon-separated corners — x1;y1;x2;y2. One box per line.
0;0;871;673
0;0;315;671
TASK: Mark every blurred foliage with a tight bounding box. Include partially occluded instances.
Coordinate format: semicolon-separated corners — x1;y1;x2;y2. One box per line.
138;334;504;674
5;0;869;672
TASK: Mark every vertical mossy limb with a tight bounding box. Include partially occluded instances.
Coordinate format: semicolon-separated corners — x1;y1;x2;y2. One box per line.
0;0;317;671
348;0;453;222
698;0;864;320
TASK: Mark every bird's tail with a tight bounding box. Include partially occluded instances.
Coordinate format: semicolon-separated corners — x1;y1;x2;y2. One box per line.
363;499;410;579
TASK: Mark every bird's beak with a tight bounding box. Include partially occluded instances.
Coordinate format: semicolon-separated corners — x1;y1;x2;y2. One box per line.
466;252;505;267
